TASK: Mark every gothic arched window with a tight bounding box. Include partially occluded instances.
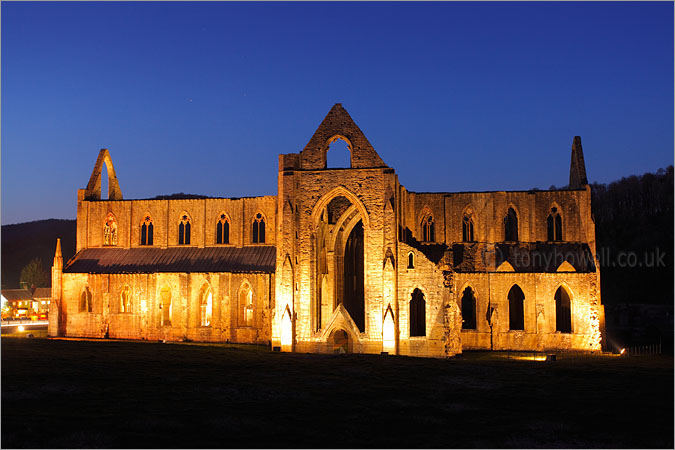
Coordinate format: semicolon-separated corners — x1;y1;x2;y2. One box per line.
80;286;92;313
508;284;525;331
200;284;212;327
178;214;191;245
252;213;266;244
547;207;563;241
421;213;434;242
120;285;132;313
141;215;154;246
216;214;230;244
103;213;118;246
504;207;518;242
462;214;475;242
409;288;426;337
160;286;172;327
461;287;477;330
239;282;254;327
555;286;572;333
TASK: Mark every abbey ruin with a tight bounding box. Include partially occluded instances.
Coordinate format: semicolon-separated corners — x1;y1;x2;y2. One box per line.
49;104;604;357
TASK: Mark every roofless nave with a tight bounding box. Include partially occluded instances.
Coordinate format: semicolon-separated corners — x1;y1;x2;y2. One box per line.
49;104;604;357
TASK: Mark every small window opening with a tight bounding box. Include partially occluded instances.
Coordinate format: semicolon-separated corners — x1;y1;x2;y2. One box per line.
103;213;118;246
555;286;572;333
141;216;153;246
101;162;109;200
216;214;230;244
508;284;525;330
461;287;477;330
252;213;265;243
160;286;172;327
120;285;131;313
80;287;92;313
179;215;191;245
504;208;518;242
462;215;475;242
547;207;563;241
421;214;435;242
409;288;426;336
407;252;415;269
239;283;254;327
326;136;351;168
200;285;212;327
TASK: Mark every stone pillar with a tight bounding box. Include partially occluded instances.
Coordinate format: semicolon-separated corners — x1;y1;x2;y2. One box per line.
49;239;63;337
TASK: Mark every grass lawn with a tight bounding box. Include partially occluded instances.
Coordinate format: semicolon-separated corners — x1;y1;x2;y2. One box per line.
2;337;673;448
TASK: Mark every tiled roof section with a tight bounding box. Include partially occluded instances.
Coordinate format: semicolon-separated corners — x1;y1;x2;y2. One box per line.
1;289;34;301
64;246;276;274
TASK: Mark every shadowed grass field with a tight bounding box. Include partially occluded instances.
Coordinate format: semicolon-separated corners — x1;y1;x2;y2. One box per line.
2;337;672;448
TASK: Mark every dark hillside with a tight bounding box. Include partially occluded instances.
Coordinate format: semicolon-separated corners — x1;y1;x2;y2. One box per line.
1;219;76;289
591;165;673;305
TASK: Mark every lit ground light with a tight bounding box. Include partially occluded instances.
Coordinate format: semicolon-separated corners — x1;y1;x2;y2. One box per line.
2;338;672;448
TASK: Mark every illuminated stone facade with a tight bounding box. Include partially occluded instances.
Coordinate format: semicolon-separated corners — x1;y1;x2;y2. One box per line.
50;104;604;357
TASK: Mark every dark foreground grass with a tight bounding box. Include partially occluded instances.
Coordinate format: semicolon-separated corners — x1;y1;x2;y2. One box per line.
2;338;673;448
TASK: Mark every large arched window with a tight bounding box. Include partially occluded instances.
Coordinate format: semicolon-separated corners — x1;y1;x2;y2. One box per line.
421;213;435;242
80;286;92;313
252;213;266;244
462;214;475;242
239;282;254;327
141;215;154;246
103;213;118;246
160;286;172;327
554;286;572;333
461;287;477;330
508;285;525;330
504;207;518;242
200;284;212;327
409;288;426;337
120;285;132;313
178;214;191;245
216;213;230;244
547;207;563;241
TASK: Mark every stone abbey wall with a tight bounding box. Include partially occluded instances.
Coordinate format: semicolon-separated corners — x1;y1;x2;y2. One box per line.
54;271;273;343
52;104;604;357
76;194;277;252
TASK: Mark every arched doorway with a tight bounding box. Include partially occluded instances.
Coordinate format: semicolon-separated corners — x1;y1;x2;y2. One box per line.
343;220;365;332
313;191;367;334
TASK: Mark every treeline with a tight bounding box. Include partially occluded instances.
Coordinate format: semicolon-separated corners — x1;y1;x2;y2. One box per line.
591;166;673;305
1;219;77;289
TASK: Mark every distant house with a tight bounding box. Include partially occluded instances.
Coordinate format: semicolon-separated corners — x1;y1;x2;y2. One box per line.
2;289;34;319
32;288;52;318
1;288;51;320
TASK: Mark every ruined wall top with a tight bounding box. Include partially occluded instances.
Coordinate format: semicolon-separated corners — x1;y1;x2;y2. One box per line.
297;104;387;170
85;149;123;200
569;136;588;189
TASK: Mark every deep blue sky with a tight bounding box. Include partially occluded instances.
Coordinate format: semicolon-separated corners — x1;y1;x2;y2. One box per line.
2;1;673;225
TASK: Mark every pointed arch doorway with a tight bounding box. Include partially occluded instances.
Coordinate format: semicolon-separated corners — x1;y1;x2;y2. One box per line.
313;192;367;334
343;220;365;332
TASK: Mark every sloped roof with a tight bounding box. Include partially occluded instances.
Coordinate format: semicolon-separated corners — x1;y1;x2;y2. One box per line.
32;288;52;298
64;246;276;274
1;289;33;301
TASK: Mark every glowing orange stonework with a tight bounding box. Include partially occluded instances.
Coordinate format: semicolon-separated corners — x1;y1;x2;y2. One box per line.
50;105;604;357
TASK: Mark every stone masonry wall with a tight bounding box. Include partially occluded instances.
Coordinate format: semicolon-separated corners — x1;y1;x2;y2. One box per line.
59;272;273;344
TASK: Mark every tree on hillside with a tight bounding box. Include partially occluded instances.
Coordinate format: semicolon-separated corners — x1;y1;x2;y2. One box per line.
20;258;50;288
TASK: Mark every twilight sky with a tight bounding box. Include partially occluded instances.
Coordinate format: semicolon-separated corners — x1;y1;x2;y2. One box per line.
2;1;673;225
